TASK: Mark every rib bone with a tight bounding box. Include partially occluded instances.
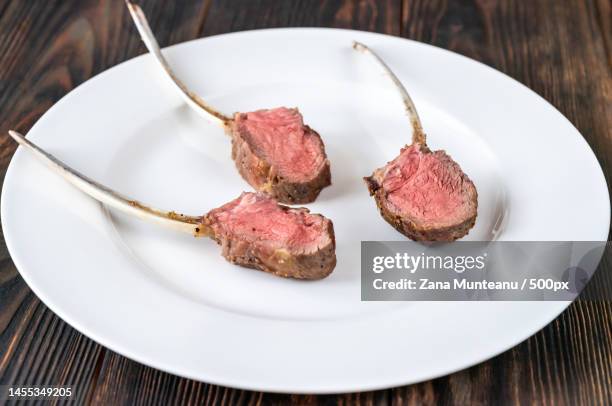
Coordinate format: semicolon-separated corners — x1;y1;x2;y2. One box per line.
8;130;207;236
352;41;426;145
125;1;231;127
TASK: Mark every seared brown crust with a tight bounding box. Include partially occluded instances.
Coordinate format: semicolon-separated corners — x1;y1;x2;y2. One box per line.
365;172;478;242
202;211;336;280
229;121;331;204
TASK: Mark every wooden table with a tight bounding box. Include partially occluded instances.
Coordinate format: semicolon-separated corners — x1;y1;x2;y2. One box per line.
1;0;610;404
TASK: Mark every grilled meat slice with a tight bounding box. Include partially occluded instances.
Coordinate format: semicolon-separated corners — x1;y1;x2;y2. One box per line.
230;107;331;204
204;192;336;279
366;144;477;241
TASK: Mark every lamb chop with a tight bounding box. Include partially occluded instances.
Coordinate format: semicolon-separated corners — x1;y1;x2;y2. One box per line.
8;130;336;280
125;2;331;204
353;42;477;241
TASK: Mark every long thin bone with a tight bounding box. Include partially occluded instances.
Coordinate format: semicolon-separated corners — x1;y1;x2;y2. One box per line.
8;130;208;237
352;41;426;145
125;1;231;127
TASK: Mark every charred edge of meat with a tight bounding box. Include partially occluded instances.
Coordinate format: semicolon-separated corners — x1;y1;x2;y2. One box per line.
364;175;380;196
229;124;332;204
364;175;478;242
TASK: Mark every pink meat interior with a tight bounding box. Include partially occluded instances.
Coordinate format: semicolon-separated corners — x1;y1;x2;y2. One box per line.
234;107;326;182
381;145;476;227
207;192;331;253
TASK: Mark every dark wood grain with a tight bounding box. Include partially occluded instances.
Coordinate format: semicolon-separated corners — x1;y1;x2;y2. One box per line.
200;0;400;35
0;0;610;405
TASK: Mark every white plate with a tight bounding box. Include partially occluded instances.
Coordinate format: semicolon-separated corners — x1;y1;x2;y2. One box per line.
2;28;609;393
